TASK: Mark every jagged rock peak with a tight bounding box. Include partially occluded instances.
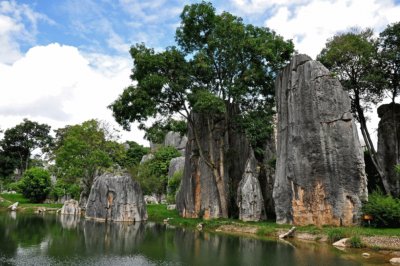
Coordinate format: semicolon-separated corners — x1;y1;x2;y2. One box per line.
273;54;367;226
237;151;265;222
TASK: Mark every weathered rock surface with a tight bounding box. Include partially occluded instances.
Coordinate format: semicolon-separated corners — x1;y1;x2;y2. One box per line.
390;258;400;265
61;199;81;216
168;157;185;178
260;133;276;218
176;106;253;219
273;54;367;226
85;173;147;222
332;238;349;248
237;152;265;221
140;154;154;164
8;202;18;211
377;103;400;197
164;131;188;155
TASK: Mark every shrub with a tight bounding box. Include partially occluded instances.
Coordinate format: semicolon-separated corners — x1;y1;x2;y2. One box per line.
327;228;346;243
349;235;364;248
167;170;183;203
50;179;81;200
362;190;400;228
18;167;51;203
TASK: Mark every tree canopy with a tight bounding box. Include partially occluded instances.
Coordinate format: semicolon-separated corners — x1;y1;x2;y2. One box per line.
51;119;126;201
109;1;294;138
0;119;52;178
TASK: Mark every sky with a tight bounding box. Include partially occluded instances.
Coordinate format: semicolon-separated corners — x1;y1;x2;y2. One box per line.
0;0;399;146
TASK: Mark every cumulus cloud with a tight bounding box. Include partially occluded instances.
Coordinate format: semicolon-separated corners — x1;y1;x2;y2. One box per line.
0;0;53;64
265;0;400;58
0;43;147;145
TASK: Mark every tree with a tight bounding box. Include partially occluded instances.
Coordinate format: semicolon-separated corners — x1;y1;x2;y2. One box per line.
109;2;294;217
317;29;391;194
123;141;150;168
19;167;51;203
377;22;400;103
135;146;180;198
0;119;52;178
52;120;126;205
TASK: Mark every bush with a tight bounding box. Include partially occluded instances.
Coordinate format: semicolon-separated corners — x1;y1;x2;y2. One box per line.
349;235;364;248
167;170;183;203
135;146;180;196
50;179;81;200
327;228;346;243
18;167;51;203
362;190;400;228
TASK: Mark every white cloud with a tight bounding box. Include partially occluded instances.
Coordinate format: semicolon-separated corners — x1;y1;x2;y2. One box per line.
0;43;147;146
231;0;309;15
265;0;400;59
0;0;53;64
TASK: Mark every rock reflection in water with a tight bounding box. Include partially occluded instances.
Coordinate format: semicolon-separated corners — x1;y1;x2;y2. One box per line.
0;213;374;265
83;220;145;254
59;214;80;229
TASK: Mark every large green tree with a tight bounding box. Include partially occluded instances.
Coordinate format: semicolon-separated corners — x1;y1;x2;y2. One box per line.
109;2;294;217
52;120;126;204
317;29;392;194
0;119;52;178
377;22;400;103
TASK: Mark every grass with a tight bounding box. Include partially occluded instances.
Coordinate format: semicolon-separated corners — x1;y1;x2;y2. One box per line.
146;204;400;239
0;193;63;210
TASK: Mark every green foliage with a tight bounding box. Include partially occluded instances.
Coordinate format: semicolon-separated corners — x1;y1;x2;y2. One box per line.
362;190;400;228
109;2;294;151
50;179;81;200
167;170;183;203
18;167;51;203
326;228;346;243
0;119;52;178
52;120;126;197
123;141;150;168
140;119;187;144
349;235;364;248
377;22;400;103
135;146;180;196
318;28;382;118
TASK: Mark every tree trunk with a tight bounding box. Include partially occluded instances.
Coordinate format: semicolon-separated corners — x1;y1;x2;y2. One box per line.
356;100;391;195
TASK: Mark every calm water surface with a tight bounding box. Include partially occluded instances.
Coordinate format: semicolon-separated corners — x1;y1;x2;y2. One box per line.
0;212;391;266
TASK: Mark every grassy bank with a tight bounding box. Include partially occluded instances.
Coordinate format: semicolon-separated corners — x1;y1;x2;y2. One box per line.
0;193;63;211
147;204;400;250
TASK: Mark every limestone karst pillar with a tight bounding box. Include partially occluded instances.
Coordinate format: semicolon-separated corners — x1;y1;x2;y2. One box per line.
273;54;367;226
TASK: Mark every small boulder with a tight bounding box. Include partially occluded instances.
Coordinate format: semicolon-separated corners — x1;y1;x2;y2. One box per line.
362;253;370;258
332;238;349;248
144;195;159;204
85;173;147;222
61;199;81;216
167;204;176;210
8;202;18;211
36;207;46;214
390;258;400;265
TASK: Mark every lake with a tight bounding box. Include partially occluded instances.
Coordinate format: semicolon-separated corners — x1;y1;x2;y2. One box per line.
0;212;391;265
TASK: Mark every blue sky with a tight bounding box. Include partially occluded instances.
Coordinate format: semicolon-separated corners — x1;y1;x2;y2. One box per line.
0;0;399;145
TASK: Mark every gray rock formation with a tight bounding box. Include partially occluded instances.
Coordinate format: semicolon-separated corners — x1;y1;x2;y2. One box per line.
61;199;81;216
168;157;185;178
273;54;367;226
237;152;265;221
85;173;147;222
164;131;188;155
377;103;400;197
140;154;154;164
260;133;276;218
176;106;252;219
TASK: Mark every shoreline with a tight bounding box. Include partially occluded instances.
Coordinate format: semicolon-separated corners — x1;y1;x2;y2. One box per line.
1;196;399;252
